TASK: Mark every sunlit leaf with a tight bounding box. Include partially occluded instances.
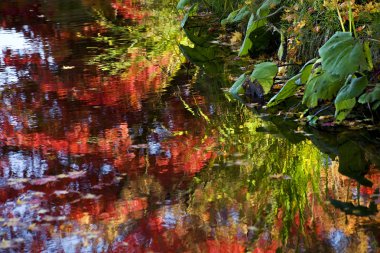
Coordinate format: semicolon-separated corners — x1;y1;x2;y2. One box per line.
363;41;373;71
319;32;368;77
277;32;286;61
239;14;257;56
229;73;247;95
221;6;250;26
300;58;318;84
239;16;269;56
238;0;280;56
267;73;301;107
177;0;190;10
250;62;278;94
334;98;356;122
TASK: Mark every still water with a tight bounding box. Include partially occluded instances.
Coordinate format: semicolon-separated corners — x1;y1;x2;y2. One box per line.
0;0;379;252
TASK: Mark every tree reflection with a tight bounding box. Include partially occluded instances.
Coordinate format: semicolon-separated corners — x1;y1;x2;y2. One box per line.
0;0;378;252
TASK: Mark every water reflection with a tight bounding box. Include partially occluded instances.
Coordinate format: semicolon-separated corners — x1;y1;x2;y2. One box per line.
0;0;379;252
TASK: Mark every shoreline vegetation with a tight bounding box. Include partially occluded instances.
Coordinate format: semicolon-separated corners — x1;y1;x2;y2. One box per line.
176;0;380;129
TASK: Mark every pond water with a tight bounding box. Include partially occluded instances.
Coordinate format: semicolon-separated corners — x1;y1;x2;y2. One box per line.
0;0;379;252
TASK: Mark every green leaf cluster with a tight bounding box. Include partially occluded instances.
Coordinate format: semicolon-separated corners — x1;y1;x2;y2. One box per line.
266;32;377;123
237;0;281;56
229;61;277;96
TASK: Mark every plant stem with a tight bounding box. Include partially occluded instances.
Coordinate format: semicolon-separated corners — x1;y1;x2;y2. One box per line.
348;0;357;38
334;0;345;32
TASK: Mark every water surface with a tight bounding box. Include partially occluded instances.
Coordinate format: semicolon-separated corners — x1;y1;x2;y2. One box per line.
0;0;379;252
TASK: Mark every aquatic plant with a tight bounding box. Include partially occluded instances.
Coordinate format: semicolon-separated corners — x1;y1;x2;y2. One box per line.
222;0;380;123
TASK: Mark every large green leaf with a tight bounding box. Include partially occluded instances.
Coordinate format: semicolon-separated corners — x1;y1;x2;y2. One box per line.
267;73;302;107
302;71;344;108
358;84;380;108
256;0;280;16
229;74;247;95
300;58;318;84
335;98;356;122
250;62;278;94
335;76;368;103
239;14;265;56
319;32;368;77
238;0;280;56
334;75;368;122
221;6;250;26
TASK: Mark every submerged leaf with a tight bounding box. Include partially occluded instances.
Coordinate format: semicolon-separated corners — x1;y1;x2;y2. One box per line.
319;32;368;77
250;62;278;94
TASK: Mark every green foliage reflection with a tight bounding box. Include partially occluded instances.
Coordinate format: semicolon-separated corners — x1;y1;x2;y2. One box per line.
188;102;324;249
89;0;183;75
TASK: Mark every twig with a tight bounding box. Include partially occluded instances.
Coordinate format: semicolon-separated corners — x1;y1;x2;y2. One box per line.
313;104;332;116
